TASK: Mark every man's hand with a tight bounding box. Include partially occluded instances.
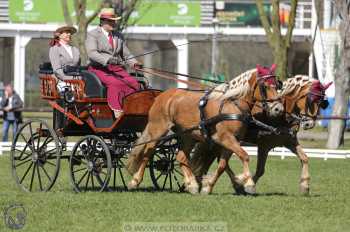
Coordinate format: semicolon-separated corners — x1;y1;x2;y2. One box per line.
107;57;119;65
3;106;11;112
134;63;143;69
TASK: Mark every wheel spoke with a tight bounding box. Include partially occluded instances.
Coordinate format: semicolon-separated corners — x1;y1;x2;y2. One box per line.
46;161;57;167
19;162;33;184
45;147;57;155
17;153;31;162
118;162;127;190
40;165;52;182
37;123;42;150
155;172;163;181
29;163;37;191
28;122;34;141
169;172;173;191
174;168;183;177
20;134;33;151
84;172;91;190
73;167;87;174
162;173;169;191
113;166;116;189
37;164;43;191
172;171;182;189
77;170;88;186
91;173;95;189
39;137;53;151
72;156;87;165
14;145;31;160
15;158;31;168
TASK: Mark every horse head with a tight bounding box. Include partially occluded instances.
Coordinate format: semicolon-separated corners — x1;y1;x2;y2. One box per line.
281;76;332;130
249;64;284;117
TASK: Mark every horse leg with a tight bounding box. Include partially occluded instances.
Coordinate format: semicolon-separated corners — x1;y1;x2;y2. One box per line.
213;133;256;194
253;145;271;185
286;143;310;195
224;163;246;195
201;151;230;195
127;123;169;190
208;131;255;194
176;138;199;194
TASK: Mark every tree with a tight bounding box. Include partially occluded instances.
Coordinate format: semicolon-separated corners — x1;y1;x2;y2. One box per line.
60;0;140;64
255;0;298;80
327;0;350;149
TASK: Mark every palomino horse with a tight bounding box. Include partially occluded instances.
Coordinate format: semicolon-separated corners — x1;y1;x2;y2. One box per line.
126;67;284;194
190;75;332;194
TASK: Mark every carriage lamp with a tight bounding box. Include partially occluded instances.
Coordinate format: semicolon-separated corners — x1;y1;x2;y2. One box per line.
63;87;75;103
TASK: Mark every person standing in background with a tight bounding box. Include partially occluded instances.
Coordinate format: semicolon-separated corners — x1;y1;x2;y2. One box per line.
1;84;23;142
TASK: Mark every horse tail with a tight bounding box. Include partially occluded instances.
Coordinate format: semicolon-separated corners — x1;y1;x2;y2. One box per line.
127;125;152;175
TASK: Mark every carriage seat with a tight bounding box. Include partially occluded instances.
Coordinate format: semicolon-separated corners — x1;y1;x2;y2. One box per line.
39;62;53;75
80;70;107;98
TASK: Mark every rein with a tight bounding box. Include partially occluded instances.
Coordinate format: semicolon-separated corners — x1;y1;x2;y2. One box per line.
142;67;226;84
135;67;207;89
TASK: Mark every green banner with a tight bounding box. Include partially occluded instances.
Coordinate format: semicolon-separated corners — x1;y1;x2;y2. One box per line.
9;0;200;26
216;3;271;27
9;0;100;24
130;1;200;26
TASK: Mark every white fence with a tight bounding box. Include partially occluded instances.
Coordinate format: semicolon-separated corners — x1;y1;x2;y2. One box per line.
1;142;349;160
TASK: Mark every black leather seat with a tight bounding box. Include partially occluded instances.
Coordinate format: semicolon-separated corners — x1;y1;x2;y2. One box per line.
80;70;107;98
39;62;53;74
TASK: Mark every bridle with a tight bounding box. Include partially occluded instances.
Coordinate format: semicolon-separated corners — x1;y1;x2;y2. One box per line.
251;74;281;113
287;84;329;123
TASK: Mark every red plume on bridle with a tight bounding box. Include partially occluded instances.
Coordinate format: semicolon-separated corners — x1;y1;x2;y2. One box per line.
309;81;333;102
256;64;277;86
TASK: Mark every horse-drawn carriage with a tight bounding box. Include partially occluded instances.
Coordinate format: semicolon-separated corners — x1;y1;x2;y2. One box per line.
10;63;182;192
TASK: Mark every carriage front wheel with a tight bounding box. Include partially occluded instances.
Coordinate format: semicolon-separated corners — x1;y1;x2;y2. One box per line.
11;119;61;192
69;135;112;192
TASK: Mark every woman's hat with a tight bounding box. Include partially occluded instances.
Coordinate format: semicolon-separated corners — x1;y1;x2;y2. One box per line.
55;26;77;35
99;8;121;21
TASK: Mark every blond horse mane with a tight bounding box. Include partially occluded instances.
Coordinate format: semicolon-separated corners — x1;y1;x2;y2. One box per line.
280;75;314;97
209;69;256;100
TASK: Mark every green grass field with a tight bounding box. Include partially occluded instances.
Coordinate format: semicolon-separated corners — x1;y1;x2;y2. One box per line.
0;154;349;232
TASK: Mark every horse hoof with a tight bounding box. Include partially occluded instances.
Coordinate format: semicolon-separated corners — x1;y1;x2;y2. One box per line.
200;186;212;195
244;185;256;195
233;184;246;195
300;185;310;196
186;183;199;195
127;179;139;190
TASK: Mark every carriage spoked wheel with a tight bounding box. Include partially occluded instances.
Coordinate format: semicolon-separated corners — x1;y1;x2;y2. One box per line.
11;119;61;192
149;138;184;192
108;133;138;191
69;135;112;192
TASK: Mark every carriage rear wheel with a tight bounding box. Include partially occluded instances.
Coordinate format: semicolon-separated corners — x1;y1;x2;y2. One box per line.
69;135;112;192
11;119;61;192
149;138;184;192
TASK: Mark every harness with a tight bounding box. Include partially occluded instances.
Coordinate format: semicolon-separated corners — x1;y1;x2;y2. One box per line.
198;88;214;140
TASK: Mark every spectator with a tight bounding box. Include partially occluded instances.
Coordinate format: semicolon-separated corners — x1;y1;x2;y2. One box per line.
1;84;23;141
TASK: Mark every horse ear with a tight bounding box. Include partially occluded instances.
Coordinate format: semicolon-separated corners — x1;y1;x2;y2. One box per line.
322;82;333;90
270;64;277;73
